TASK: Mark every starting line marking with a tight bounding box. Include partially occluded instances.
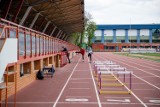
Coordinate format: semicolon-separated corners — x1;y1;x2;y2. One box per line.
107;99;130;103
66;96;91;98
65;98;89;102
149;100;160;103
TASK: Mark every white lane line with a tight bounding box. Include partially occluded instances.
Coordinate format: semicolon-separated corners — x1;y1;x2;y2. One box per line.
120;55;160;68
66;96;91;98
65;98;88;102
88;57;102;107
4;101;160;105
52;57;81;107
112;57;160;78
69;88;90;90
107;99;130;103
94;55;148;107
133;74;160;90
105;55;160;90
71;82;89;84
149;100;160;103
144;97;160;100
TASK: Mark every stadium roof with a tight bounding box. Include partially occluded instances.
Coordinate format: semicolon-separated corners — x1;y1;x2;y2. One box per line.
0;0;84;38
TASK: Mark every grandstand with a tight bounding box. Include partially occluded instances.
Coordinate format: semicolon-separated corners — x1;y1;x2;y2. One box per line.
93;24;160;52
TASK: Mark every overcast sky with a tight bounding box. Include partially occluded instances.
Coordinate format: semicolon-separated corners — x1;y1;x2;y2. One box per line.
85;0;160;24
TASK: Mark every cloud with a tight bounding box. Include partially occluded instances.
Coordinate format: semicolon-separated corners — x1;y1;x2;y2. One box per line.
85;0;160;24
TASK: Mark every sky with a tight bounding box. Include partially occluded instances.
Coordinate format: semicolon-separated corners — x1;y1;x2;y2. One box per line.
84;0;160;24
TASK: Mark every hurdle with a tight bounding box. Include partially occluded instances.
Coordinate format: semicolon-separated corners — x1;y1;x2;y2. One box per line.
98;71;132;95
93;61;117;77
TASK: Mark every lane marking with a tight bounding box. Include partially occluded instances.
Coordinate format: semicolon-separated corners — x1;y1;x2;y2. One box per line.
52;57;81;107
145;97;160;100
149;100;160;103
2;101;160;106
66;96;91;98
111;56;160;78
119;55;160;68
88;57;102;107
107;99;130;103
3;101;160;105
133;74;160;90
101;54;160;90
65;98;88;102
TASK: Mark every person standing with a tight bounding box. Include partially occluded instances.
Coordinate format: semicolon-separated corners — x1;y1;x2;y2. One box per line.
62;46;71;63
88;46;93;62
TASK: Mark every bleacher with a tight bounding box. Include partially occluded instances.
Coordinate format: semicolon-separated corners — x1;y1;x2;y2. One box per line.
122;48;157;53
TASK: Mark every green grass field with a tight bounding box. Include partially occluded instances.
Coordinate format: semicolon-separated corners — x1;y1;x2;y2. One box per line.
136;53;160;57
115;52;160;62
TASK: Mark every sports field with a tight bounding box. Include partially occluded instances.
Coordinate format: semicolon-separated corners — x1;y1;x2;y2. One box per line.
115;53;160;62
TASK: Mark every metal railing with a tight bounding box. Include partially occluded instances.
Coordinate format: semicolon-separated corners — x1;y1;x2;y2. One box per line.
0;18;79;61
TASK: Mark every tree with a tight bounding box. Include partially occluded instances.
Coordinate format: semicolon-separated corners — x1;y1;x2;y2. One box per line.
68;12;96;48
84;12;97;46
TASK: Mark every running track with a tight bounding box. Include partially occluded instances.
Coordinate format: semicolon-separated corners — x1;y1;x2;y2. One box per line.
8;52;160;107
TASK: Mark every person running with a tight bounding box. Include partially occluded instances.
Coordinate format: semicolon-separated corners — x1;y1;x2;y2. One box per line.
76;47;85;62
62;46;71;63
88;46;93;63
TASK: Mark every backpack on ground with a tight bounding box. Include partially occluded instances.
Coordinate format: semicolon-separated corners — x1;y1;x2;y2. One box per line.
36;70;44;80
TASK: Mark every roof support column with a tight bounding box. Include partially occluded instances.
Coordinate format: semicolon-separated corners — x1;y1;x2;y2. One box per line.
56;30;61;38
137;29;140;43
149;29;152;43
42;21;50;33
2;0;13;19
125;29;129;43
92;37;95;43
58;31;63;39
50;26;57;36
64;35;68;41
19;6;32;25
113;29;116;43
101;29;104;43
62;34;66;40
12;0;24;22
29;12;40;28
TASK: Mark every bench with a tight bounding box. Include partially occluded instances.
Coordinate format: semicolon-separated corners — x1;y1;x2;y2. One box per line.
43;65;55;78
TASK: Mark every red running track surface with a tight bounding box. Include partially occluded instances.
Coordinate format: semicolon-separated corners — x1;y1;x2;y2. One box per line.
7;52;160;107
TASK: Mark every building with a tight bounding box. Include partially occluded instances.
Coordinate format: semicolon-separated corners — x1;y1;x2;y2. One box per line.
92;24;160;52
0;0;84;103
